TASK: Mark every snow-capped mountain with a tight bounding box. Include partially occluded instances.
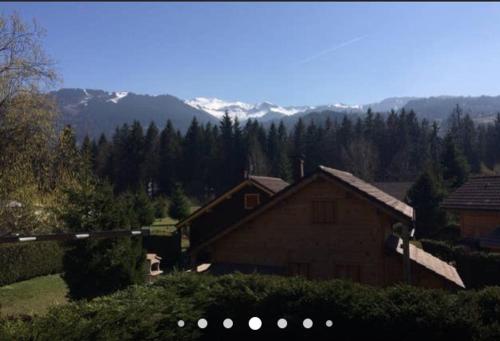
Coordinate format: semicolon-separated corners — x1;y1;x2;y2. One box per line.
185;97;361;121
51;88;217;140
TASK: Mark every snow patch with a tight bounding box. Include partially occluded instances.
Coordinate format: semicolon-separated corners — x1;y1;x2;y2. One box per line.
185;97;310;121
79;89;91;106
108;91;129;104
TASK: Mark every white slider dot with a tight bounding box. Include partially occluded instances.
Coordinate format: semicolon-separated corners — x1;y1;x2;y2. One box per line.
248;317;262;330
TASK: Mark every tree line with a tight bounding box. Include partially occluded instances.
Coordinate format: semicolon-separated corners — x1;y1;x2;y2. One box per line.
81;106;500;202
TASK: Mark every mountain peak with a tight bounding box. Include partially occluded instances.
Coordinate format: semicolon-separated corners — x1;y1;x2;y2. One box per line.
185;97;311;121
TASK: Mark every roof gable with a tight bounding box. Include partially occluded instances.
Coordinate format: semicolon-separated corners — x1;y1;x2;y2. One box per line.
176;176;288;228
442;176;500;211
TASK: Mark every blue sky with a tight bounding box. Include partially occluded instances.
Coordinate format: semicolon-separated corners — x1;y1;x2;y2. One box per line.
3;2;500;106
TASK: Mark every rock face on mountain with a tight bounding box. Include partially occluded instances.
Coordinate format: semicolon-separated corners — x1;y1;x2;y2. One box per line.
51;88;218;140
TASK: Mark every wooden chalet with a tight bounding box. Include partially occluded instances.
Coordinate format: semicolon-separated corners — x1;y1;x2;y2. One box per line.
176;175;289;261
442;176;500;239
188;166;464;289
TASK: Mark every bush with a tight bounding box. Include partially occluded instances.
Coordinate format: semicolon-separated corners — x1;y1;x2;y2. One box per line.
0;241;65;286
61;183;146;300
1;273;499;340
143;232;182;270
421;239;500;288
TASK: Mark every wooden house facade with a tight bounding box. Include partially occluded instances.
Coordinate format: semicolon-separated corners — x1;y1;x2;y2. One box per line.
176;175;289;261
188;166;464;289
442;176;500;239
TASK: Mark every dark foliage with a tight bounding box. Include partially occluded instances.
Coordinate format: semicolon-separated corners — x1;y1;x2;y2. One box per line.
85;107;498;203
2;273;499;340
407;169;447;238
61;183;146;300
168;184;191;221
0;241;65;286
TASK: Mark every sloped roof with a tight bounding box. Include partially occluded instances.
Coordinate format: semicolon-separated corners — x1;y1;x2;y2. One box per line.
372;182;413;202
319;166;414;221
385;234;465;288
441;176;500;211
249;175;289;194
176;176;289;228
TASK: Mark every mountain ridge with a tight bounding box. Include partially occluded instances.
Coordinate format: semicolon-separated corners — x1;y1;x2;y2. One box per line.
51;88;500;141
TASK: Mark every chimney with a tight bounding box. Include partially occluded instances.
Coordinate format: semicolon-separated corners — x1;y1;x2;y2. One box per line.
299;158;304;178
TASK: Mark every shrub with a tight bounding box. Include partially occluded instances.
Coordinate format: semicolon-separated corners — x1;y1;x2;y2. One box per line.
0;241;65;286
1;273;499;340
61;183;146;300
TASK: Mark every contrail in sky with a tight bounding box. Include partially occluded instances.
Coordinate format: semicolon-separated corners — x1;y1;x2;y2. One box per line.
295;35;366;65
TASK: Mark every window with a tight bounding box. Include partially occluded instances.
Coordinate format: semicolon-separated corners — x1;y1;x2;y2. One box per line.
311;200;336;224
287;262;310;278
244;193;261;209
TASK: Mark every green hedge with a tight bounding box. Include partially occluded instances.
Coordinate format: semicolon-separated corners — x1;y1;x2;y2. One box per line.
421;239;500;289
1;273;500;340
0;241;65;286
142;232;182;270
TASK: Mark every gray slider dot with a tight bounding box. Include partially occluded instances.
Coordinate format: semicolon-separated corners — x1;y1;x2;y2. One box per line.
197;318;208;329
303;318;313;329
277;318;287;329
223;318;233;329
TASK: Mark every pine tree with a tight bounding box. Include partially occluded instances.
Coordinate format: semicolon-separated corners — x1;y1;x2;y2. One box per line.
61;182;145;300
158;120;181;195
291;118;306;180
276;121;292;181
132;188;155;227
407;169;447;238
441;134;470;191
168;183;191;220
53;125;86;187
182;117;204;195
94;133;112;180
143;122;160;196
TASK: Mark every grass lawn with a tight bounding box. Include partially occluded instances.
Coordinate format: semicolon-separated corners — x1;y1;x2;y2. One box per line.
0;274;68;317
147;206;200;236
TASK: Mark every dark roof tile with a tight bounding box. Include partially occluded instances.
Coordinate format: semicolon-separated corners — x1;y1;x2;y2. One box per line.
442;176;500;210
249;175;289;193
